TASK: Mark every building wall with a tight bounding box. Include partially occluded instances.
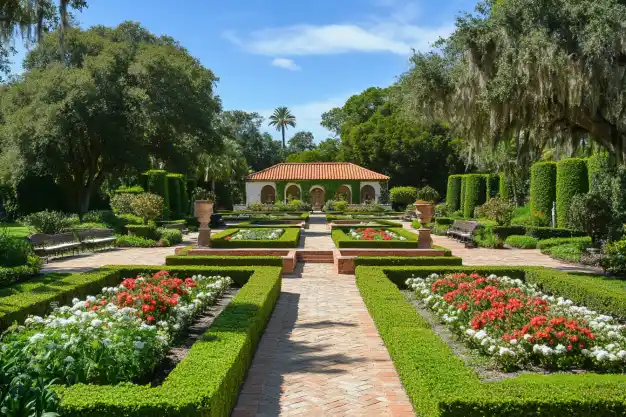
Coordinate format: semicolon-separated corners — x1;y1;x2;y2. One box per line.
245;181;276;205
245;180;387;205
360;181;381;202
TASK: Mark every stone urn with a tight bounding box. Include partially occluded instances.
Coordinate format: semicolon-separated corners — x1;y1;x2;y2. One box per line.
414;200;435;225
194;200;214;247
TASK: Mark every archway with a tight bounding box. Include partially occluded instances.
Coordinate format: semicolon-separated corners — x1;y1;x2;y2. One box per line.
310;186;325;208
335;185;352;203
285;184;301;201
360;185;375;203
260;185;276;203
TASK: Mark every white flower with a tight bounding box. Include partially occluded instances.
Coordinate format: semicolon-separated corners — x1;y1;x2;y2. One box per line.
65;356;75;363
29;333;45;343
102;338;112;347
133;340;145;350
90;319;103;328
72;298;80;305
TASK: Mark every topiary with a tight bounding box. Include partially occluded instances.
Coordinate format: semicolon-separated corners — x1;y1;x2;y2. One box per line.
505;235;538;249
416;186;440;203
556;158;588;228
389;186;418;209
478;198;514;226
463;174;486;218
130;193;164;224
530;161;556;225
446;175;462;211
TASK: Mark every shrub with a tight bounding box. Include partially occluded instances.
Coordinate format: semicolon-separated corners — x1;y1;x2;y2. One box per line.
600;239;626;277
474;232;499;248
323;199;348;212
354;256;462;267
125;224;158;240
415;186;440;203
20;210;78;234
141;170;169;212
543;243;584;263
491;225;526;240
504;235;538;249
446;175;462;211
556;158;589;227
115;235;157;248
286;199;311;211
538;236;592;250
459;176;467;214
191;187;216;202
435;217;455;226
435;203;450;217
567;192;615;245
0;255;41;288
247;202;264;211
114;185;144;194
130;192;164;224
530;161;556;224
390;186;418;208
0;233;31;267
485;173;500;199
463;174;486;218
511;205;530;225
411;219;422;229
498;172;512;201
109;193;137;215
167;173;184;217
157;228;183;245
526;226;586;240
477;197;514;226
81;210;114;224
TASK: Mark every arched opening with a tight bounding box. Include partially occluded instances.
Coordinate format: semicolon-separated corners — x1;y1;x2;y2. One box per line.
260;185;276;203
285;184;301;201
310;186;325;208
335;185;352;203
360;185;376;203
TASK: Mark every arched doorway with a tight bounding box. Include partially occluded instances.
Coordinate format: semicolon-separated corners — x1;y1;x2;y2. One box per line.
260;185;276;203
335;185;352;203
285;184;301;201
310;186;325;209
360;185;375;203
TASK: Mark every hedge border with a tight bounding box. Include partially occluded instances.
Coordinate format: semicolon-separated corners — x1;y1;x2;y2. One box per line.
354;256;462;267
331;227;419;248
165;255;283;267
556;158;588;228
0;255;43;289
530;161;557;222
210;228;301;248
463;174;486;218
446;175;462;212
235;220;303;228
356;265;626;416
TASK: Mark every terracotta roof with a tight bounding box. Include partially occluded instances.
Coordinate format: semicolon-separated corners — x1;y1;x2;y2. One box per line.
247;163;390;181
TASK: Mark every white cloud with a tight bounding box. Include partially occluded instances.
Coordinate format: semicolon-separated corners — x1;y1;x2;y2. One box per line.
271;58;301;71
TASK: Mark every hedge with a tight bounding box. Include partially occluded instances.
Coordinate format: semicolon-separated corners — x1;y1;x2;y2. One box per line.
0;255;42;289
499;172;512;201
167;173;185;218
354;256;462;267
504;235;538;249
55;265;282;416
390;186;418;207
459;176;467;214
435;217;455;226
537;236;592;250
356;265;626;416
165;255;283;267
530;161;556;222
142;170;170;217
525;226;587;240
491;225;526;240
210;228;301;248
463;174;486;218
126;224;159;240
556;158;588;228
331;227;418;248
446;175;462;212
236;220;303;228
485;174;499;200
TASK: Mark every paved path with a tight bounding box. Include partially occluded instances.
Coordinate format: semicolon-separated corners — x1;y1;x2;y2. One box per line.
232;263;414;417
301;213;335;250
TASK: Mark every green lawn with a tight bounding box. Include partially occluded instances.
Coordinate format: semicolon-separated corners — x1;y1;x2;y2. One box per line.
0;223;30;238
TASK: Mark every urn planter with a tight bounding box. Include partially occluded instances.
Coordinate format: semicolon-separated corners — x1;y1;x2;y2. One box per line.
194;200;214;247
414;201;435;224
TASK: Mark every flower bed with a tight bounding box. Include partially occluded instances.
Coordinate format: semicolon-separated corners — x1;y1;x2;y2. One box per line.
332;227;418;248
1;270;231;386
211;227;301;248
407;272;626;372
225;228;284;241
349;227;407;241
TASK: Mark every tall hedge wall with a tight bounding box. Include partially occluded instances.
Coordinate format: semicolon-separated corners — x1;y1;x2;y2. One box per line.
459;176;467;214
485;174;499;200
530;162;556;224
446;175;462;212
167;173;185;217
498;172;512;201
463;174;486;218
142;170;170;216
556;158;588;228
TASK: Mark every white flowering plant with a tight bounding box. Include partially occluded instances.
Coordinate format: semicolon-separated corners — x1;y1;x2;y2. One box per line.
225;228;284;241
406;273;626;372
0;271;231;385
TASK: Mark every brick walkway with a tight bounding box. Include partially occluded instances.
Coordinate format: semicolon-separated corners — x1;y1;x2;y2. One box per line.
232;263;414;417
301;213;335;250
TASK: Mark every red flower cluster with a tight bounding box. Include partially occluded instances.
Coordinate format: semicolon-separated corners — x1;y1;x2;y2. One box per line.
354;228;395;241
502;316;595;351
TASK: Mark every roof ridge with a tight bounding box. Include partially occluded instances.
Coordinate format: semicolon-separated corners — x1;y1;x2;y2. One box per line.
246;162;389;181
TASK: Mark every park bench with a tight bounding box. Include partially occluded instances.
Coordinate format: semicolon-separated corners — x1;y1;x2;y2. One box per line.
29;232;81;261
77;228;117;251
447;220;479;243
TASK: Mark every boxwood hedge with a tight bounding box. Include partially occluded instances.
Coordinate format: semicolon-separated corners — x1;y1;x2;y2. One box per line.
556;158;588;228
463;174;486;218
356;265;626;416
530;161;556;221
165;255;283;267
331;227;418;248
210;228;301;248
459;176;467;214
354;256;462;267
446;175;462;212
499;172;512;201
141;170;170;215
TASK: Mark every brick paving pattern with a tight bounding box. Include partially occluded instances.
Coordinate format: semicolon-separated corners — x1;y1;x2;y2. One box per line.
232;263;414;417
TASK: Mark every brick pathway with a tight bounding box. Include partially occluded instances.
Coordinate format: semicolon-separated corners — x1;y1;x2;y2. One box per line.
232;263;414;417
301;213;335;250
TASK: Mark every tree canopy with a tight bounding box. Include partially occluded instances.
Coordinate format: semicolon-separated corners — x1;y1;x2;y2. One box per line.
268;106;296;149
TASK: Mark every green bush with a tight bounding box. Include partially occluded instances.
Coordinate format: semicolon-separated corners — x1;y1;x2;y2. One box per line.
211;228;301;248
166;256;283;266
477;197;514;226
130;192;164;224
504;235;538;249
156;228;183;245
485;174;500;199
81;210;114;224
141;170;170;216
354;256;462;267
498;172;512;201
567;192;615;244
601;239;626;277
415;186;440;203
411;219;422;229
0;255;42;289
109;193;138;215
114;185;144;194
538;236;592;250
446;175;462;212
511;205;530;225
530;161;556;224
332;227;418;248
167;173;184;217
491;225;526;240
543;243;584;263
463;174;486;218
435;217;455;226
556;158;589;227
390;186;418;208
21;210;78;234
0;233;31;267
125;224;158;240
525;226;586;240
115;235;157;247
459;176;467;214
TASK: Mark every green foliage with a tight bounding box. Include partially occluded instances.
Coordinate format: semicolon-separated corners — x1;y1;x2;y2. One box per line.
110;193;137;215
415;186;440;203
125;225;158;240
498;172;512;201
211;228;301;248
411;219;422;229
20;210;78;234
477;198;514;226
166;174;184;217
332;227;418;248
354;256;462;267
390;186;418;207
526;227;587;240
268;106;297;148
459;176;467;214
511;205;530;225
567;192;615;244
463;174;486;218
165;256;283;267
114;185;144;195
446;175;462;211
324;199;349;212
156;228;183;245
141;170;169;213
504;235;538;249
542;243;584;264
556;159;589;227
0;255;42;289
0;233;31;268
435;217;455;226
601;239;626;277
130;193;164;224
115;235;157;248
491;225;526;240
191;187;216;202
538;236;592;250
530;162;556;225
485;174;500;199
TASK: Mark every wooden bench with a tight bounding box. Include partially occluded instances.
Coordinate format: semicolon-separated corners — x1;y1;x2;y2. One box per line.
29;232;81;261
77;228;117;250
447;220;478;243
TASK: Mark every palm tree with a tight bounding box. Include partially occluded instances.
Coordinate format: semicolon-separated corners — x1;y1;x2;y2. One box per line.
268;106;296;149
198;139;248;191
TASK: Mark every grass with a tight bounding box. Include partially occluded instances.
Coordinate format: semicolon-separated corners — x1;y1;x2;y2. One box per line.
0;223;30;238
511;205;530;225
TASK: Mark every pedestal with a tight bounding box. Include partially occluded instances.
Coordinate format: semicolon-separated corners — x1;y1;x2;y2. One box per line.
197;227;212;247
417;228;433;249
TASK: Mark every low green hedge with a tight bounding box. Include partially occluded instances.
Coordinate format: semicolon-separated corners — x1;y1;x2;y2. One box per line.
211;228;301;248
354;256;462;267
55;265;282;416
126;224;159;240
356;266;626;416
165;255;283;267
235;220;302;228
332;227;419;248
435;217;455;226
491;225;526;240
0;255;43;289
525;227;587;240
538;236;592;250
504;235;538;249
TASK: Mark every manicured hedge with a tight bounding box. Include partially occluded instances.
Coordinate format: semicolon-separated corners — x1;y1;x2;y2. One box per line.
463;174;486;218
0;255;42;289
530;161;556;221
142;170;170;216
435;217;455;226
459;176;467;214
126;224;159;240
499;172;512;201
485;174;500;200
354;256;462;267
537;236;592;250
491;225;526;240
165;255;283;267
166;173;185;218
556;158;588;228
446;175;462;212
56;265;282;416
504;235;538;249
211;228;301;248
236;220;303;228
356;266;626;416
332;227;418;248
525;226;587;240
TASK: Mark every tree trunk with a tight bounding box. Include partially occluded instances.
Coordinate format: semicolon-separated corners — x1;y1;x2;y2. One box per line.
211;179;216;191
281;126;286;149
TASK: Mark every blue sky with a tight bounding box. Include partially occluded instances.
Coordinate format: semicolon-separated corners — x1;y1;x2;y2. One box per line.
9;0;478;141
